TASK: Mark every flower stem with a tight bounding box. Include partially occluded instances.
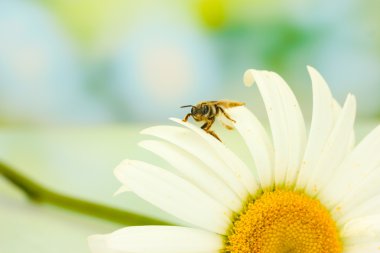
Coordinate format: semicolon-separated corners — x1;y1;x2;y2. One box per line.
0;161;173;226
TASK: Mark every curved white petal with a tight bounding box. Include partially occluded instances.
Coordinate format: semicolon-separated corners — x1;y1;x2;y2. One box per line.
345;243;380;253
244;69;306;187
339;194;380;225
244;69;288;186
304;94;356;197
226;106;274;190
271;72;307;187
114;160;232;234
342;215;380;251
170;117;258;196
139;140;242;212
331;165;380;221
332;99;356;152
88;226;224;253
113;185;130;196
295;66;337;189
141;125;249;200
342;215;380;239
319;125;380;209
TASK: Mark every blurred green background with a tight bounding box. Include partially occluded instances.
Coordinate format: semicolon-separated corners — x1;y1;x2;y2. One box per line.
1;0;380;252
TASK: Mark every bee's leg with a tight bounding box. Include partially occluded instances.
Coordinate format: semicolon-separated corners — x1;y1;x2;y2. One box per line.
201;118;222;142
219;107;236;123
220;121;234;130
182;113;192;122
201;122;208;130
207;130;222;142
201;118;214;131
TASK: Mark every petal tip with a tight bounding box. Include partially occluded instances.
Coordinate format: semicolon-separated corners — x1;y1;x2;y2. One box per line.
306;65;316;72
137;140;148;148
347;93;357;105
306;65;322;79
113;159;131;177
169;117;181;123
88;234;107;253
140;127;151;135
243;69;256;87
113;185;130;196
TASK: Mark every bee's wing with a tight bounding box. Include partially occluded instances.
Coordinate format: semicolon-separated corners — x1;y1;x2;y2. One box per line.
216;100;245;108
217;113;235;130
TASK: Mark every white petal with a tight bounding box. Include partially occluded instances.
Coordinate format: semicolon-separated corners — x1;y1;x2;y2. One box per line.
88;226;224;253
345;243;380;253
113;185;130;196
295;66;337;190
114;160;232;234
139;140;242;212
342;215;380;251
319;125;380;209
342;215;380;239
339;194;380;225
141;125;249;200
271;72;307;187
226;106;274;190
304;94;356;197
244;69;306;187
170;117;258;196
330;165;380;221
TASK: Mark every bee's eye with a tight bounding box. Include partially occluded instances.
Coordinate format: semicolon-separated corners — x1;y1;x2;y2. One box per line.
191;107;196;114
201;105;209;114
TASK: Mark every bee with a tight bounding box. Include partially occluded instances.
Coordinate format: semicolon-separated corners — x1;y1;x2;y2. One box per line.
181;100;245;141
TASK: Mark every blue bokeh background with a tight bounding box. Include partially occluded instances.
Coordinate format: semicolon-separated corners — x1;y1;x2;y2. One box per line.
1;1;380;252
1;0;379;124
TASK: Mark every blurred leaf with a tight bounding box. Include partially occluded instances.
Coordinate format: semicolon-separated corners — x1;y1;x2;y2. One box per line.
0;125;185;253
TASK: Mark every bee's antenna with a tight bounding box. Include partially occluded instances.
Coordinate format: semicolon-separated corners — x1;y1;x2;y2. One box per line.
180;105;193;108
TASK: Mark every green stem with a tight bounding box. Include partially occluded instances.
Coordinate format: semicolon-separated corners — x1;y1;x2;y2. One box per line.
0;161;173;226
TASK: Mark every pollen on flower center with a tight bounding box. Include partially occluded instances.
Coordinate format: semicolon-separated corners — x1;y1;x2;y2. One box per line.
226;190;342;253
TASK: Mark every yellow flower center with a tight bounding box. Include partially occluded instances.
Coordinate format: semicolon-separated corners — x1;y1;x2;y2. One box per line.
226;190;342;253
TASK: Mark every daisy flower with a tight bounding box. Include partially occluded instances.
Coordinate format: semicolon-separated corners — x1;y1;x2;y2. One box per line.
88;67;380;253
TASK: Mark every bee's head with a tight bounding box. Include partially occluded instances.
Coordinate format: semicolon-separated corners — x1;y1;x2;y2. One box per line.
181;104;197;113
181;104;208;121
181;104;203;120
